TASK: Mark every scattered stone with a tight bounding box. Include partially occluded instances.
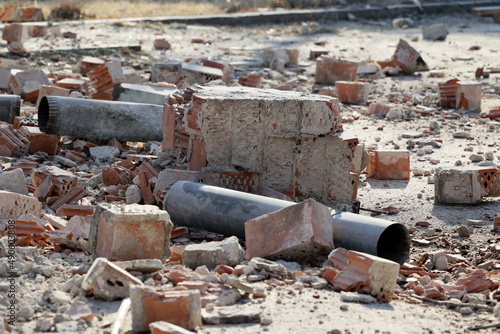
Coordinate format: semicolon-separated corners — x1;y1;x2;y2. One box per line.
182;236;245;270
469;154;484;162
456;225;470;238
340;291;377;304
202;306;261;325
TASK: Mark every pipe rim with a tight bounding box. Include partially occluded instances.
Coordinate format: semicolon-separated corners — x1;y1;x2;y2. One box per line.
377;223;411;265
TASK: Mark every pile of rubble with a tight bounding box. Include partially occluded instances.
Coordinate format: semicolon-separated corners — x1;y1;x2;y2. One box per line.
0;3;500;333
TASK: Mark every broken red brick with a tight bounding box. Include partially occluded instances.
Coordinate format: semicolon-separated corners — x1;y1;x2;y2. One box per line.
335;81;370;105
139;171;155;205
56;204;94;218
131;286;202;332
81;257;143;300
365;150;410;180
392;39;428;74
438;79;460;109
154;39;171;50
88;203;173;261
310;49;329;60
55;78;87;92
31;166;77;197
245;199;333;263
101;166;132;186
161;104;176;150
22;126;60;155
369;102;392;116
33;175;53;202
35;85;70;108
484;107;500;119
189;139;207;172
50;185;86;211
87;60;125;95
9;69;51;103
0;122;30;157
328;247;400;302
315;57;358;84
15;215;46;237
79;56;105;75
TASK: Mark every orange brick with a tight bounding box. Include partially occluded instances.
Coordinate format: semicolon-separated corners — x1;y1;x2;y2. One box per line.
334;81;370;105
315;57;357;84
23;126;60;155
438;79;460;108
131;286;202;331
31;165;77;197
328;248;400;302
245;199;333;263
50;185;86;211
88;203;172;261
369;102;392;116
0;121;30;157
188;139;207;172
365;150;410;180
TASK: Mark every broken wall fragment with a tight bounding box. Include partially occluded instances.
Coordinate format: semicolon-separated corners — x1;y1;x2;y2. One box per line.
88;203;173;261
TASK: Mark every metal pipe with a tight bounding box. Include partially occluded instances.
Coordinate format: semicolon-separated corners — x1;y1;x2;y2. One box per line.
0;95;20;123
38;96;163;142
164;181;410;264
331;211;410;265
163;181;295;239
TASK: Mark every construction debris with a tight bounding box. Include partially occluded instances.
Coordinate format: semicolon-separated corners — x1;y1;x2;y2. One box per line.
0;4;499;333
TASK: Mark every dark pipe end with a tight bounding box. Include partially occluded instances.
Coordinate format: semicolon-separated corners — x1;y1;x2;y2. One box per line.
377;223;411;266
38;96;50;132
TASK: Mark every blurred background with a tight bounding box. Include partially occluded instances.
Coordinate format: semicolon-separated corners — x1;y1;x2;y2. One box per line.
0;0;431;19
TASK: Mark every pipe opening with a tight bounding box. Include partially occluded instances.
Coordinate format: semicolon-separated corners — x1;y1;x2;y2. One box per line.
377;223;411;266
38;96;50;132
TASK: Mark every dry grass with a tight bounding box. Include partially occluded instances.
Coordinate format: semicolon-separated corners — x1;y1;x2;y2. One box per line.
80;1;224;19
5;1;224;20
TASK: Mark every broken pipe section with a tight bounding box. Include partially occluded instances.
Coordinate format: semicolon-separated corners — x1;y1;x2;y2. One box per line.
164;181;410;265
0;94;20;123
38;96;163;142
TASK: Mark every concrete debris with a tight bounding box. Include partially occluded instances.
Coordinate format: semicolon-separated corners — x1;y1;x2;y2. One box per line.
434;166;498;204
202;306;261;325
88;203;173;261
326;248;400;302
422;24;449;41
81;257;143;300
130;285;202;331
245;199;333;264
182;236;245;269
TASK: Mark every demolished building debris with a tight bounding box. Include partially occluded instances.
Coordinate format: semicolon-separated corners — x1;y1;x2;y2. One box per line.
1;2;500;333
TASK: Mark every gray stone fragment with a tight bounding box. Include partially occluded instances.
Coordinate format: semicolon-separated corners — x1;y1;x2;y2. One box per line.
423;24;449;41
81;257;143;300
125;185;142;204
248;257;287;276
0;168;28;195
113;258;164;274
202;306;261;325
89;146;120;161
340;291;377;304
55;155;77;167
182;236;245;269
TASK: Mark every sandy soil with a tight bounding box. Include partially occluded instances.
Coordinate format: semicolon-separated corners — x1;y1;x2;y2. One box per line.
4;9;500;334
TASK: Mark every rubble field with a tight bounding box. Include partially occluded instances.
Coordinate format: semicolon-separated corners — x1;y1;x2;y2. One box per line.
1;4;500;334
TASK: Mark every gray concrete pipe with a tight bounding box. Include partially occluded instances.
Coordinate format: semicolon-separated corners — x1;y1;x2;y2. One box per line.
331;211;410;265
38;96;163;142
0;95;20;123
163;181;295;239
163;181;411;264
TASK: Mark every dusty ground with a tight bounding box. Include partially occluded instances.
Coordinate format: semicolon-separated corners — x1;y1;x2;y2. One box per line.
3;8;500;334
